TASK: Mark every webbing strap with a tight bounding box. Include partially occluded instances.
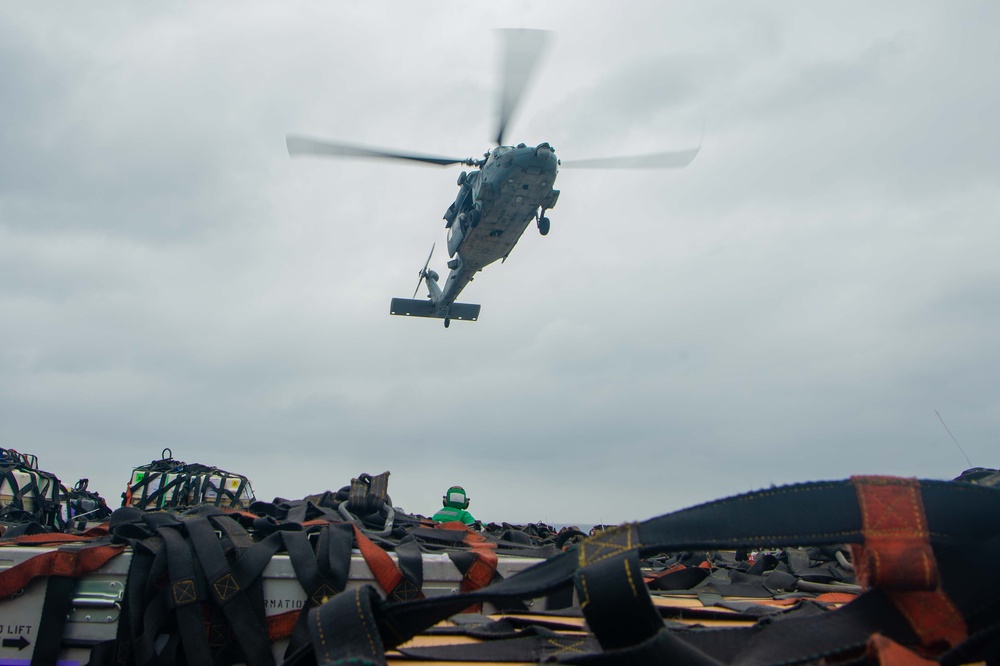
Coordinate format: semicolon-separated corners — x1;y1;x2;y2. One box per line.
353;525;424;602
30;575;75;666
308;586;387;665
157;526;211;665
398;630;602;662
352;478;999;658
1;530;107;545
575;547;662;650
281;525;353;657
852;476;938;590
434;523;499;599
185;516;276;666
317;522;353;592
867;633;939;665
462;528;498;585
393;539;424;601
0;544;124;597
117;540;155;666
852;476;969;650
348;472;391;515
268;610;300;642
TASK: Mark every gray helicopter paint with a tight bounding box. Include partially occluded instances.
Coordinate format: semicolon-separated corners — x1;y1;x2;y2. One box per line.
286;28;694;326
437;143;559;307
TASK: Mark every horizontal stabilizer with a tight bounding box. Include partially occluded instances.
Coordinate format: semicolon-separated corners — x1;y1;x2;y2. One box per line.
389;298;481;322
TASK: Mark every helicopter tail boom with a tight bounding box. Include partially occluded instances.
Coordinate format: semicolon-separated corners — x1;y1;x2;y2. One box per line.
389;298;481;323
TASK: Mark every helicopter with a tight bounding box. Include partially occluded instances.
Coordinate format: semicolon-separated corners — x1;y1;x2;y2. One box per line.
287;29;699;327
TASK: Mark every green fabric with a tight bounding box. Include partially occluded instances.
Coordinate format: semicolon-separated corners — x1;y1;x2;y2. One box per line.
432;506;476;526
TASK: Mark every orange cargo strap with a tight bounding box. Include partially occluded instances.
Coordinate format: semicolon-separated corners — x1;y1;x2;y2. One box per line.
267;609;300;642
428;523;498;612
460;529;498;594
851;476;968;650
0;526;109;545
0;544;125;598
352;525;424;601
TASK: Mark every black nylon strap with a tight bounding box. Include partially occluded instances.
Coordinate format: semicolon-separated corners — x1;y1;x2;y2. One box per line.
133;549;175;665
389;538;424;602
31;575;75;666
307;586;386;666
362;479;1000;654
157;526;211;666
279;524;355;658
185;516;276;666
317;522;354;592
283;531;327;656
399;630;602;662
635;479;1000;551
117;540;156;665
574;549;663;650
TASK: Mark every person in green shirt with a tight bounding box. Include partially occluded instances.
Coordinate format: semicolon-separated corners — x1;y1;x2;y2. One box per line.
432;485;477;527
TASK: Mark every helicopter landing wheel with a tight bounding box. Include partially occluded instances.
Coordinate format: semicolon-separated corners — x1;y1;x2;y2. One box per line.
469;208;481;228
538;216;550;236
444;318;451;328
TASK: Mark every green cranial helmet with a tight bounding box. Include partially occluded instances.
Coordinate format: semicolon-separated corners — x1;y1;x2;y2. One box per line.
443;485;470;509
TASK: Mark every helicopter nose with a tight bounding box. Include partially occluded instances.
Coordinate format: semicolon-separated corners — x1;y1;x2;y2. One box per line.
535;142;553;159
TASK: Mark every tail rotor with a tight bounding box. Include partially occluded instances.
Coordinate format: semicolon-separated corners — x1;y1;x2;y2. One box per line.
413;243;437;298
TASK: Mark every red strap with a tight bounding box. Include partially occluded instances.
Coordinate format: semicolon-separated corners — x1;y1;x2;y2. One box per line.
852;476;937;590
0;531;106;545
885;589;968;652
435;521;473;532
0;545;125;597
267;610;300;642
80;523;111;538
351;525;424;601
643;562;687;584
813;592;859;604
867;633;938;666
851;476;967;650
460;537;498;594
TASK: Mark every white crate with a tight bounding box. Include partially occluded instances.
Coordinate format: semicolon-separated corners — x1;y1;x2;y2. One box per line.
0;545;544;663
126;470;254;509
0;470;67;524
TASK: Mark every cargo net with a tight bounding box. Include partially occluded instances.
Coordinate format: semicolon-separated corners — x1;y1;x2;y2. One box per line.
0;447;70;531
68;478;113;525
123;448;255;511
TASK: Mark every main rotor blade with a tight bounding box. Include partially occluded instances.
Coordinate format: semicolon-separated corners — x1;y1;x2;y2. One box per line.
560;147;701;170
287;136;469;167
495;29;552;147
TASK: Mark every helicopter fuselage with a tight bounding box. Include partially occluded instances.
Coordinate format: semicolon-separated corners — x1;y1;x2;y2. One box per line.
438;142;560;306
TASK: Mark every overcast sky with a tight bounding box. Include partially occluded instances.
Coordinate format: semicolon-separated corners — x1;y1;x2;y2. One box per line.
2;2;997;525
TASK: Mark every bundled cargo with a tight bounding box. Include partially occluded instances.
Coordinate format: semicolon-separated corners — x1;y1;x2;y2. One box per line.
0;472;998;665
122;448;255;510
0;447;70;530
67;478;113;528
